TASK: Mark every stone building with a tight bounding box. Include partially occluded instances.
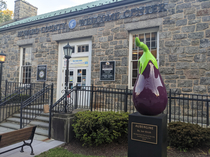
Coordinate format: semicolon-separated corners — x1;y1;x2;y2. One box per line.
0;0;209;101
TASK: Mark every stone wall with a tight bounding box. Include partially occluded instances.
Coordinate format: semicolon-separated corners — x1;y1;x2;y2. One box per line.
0;20;62;101
14;0;37;20
159;0;210;94
0;0;209;101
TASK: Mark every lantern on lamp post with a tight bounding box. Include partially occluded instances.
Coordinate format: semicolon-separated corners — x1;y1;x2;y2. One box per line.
0;52;6;101
63;43;73;113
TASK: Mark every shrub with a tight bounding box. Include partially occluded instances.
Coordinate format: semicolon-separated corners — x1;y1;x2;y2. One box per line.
168;122;210;150
72;111;129;146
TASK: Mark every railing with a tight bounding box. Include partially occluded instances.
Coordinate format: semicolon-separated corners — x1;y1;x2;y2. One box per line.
0;81;46;124
0;86;30;123
1;80;44;101
89;85;134;113
164;89;210;127
20;84;53;129
49;85;210;140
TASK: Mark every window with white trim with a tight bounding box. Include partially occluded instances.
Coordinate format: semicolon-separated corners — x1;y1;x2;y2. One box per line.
129;28;159;89
78;45;89;53
21;47;32;84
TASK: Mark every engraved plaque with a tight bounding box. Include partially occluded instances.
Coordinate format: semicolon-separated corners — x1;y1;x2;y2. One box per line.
100;61;115;81
131;122;158;144
37;65;47;81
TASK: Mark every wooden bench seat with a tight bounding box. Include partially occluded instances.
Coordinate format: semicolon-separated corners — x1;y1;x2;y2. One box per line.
0;126;37;155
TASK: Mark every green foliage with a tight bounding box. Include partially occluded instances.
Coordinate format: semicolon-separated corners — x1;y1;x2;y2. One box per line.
168;122;210;150
0;0;13;24
0;9;13;23
72;111;129;146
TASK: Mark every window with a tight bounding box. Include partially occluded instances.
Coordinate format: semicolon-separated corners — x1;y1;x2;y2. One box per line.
20;47;32;84
72;46;75;53
129;28;159;88
78;45;89;53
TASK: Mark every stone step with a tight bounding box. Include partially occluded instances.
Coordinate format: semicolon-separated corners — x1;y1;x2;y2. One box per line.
0;126;15;134
13;114;49;122
21;110;50;116
34;134;48;141
33;127;48;137
40;112;50;116
36;116;49;122
0;122;20;130
30;121;49;129
6;117;21;123
23;107;44;111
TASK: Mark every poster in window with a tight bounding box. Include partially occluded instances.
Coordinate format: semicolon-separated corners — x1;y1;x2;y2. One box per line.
37;65;47;81
100;61;115;81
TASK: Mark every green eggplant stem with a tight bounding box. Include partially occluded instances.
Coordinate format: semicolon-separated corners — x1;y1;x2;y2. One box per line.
135;37;158;74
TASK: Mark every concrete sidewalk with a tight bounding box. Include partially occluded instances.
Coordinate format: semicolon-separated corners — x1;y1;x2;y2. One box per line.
0;139;65;157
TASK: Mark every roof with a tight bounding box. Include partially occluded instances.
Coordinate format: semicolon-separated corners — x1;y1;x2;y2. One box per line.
0;0;127;31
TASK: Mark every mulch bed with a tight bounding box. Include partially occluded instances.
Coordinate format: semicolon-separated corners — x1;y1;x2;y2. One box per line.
64;137;128;157
63;138;210;157
167;146;210;157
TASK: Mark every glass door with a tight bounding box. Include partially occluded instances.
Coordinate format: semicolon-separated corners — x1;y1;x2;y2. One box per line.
63;67;89;109
67;68;87;89
75;68;89;109
69;70;74;89
76;69;87;88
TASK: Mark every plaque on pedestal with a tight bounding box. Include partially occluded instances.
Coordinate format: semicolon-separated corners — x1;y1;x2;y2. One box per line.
128;112;167;157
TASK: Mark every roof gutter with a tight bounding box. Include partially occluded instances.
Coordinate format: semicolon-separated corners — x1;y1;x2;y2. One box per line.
0;0;145;32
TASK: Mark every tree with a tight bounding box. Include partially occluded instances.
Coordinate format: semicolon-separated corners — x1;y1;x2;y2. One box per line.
0;0;6;11
0;0;13;23
0;9;13;23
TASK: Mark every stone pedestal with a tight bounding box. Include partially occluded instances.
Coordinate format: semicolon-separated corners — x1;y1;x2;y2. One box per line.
128;112;167;157
51;109;88;143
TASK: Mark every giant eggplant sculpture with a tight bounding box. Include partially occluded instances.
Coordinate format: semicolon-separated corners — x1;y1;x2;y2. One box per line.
133;37;168;115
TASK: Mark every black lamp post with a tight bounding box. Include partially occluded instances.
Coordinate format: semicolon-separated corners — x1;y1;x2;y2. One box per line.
63;43;73;113
0;52;6;101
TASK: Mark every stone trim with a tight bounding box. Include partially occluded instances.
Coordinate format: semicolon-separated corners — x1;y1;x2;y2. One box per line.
125;18;162;31
51;28;97;41
17;38;35;46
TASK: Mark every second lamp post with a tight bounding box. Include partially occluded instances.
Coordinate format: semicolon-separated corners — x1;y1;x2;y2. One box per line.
63;43;73;113
0;52;6;101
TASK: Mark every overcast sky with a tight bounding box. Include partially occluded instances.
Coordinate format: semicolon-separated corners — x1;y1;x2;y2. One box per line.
7;0;97;15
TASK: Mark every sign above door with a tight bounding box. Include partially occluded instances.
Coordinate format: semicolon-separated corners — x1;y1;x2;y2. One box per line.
64;57;89;68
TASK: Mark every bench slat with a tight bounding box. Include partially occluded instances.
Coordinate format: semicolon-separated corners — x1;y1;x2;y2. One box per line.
2;129;32;138
0;133;32;147
0;126;35;148
0;127;34;137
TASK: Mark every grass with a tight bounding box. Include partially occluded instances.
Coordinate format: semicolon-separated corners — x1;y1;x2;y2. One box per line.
35;147;104;157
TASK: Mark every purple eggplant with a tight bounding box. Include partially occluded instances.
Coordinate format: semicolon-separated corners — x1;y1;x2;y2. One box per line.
132;38;167;115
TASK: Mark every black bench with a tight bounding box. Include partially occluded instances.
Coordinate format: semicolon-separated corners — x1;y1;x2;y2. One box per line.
0;126;37;155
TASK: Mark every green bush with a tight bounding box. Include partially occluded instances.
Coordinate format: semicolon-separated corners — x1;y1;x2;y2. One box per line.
168;122;210;150
72;111;129;146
